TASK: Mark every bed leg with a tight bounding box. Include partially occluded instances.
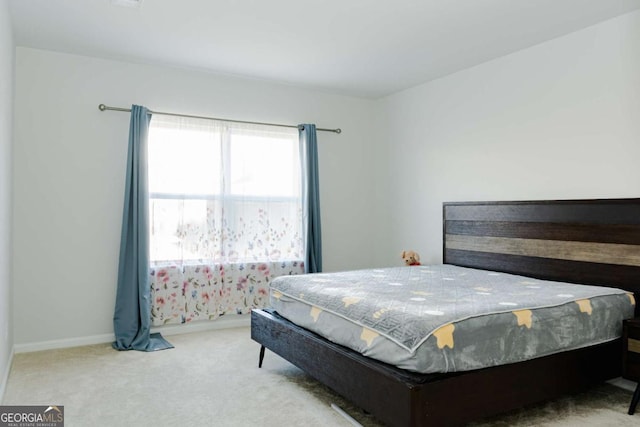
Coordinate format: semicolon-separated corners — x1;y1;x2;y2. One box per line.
258;345;266;368
629;383;640;415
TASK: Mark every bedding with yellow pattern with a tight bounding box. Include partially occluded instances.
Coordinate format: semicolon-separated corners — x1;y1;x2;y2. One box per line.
269;265;635;373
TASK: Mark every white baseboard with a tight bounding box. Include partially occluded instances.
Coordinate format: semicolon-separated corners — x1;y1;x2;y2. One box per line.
0;346;15;404
14;333;115;354
13;314;250;354
152;314;250;337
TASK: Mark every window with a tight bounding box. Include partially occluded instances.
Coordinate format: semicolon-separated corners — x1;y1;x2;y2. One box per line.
147;115;303;265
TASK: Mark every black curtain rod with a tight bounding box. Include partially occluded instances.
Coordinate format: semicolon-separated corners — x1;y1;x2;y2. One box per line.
98;104;341;134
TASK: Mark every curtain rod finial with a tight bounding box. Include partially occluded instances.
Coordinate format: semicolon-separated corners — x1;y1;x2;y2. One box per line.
98;104;106;111
336;128;342;134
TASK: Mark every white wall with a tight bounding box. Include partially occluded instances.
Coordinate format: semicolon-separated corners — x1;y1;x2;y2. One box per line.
12;48;377;346
375;10;640;266
0;1;14;399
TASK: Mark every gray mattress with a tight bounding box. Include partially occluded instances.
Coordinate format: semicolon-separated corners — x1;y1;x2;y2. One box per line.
269;264;635;373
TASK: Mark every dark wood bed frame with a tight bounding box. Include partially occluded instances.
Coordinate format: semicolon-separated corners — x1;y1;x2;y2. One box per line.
251;198;640;426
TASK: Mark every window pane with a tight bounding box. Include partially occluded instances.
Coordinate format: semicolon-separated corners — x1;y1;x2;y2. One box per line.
150;197;303;263
222;198;303;262
147;118;303;264
150;198;218;262
148;126;221;195
229;133;300;197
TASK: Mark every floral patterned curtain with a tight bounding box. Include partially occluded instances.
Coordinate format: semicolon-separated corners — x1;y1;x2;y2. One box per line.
147;115;305;325
150;261;303;325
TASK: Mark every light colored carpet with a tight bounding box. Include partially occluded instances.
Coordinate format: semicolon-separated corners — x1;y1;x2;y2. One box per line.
2;326;638;426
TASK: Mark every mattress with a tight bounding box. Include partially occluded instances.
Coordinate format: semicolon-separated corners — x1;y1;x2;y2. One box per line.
269;264;636;373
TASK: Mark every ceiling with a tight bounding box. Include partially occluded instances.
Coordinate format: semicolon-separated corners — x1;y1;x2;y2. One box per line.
8;0;640;98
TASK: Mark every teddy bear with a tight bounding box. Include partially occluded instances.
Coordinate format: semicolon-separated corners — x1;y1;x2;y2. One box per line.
401;250;421;266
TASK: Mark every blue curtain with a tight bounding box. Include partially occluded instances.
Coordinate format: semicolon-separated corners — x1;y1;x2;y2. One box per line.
299;124;322;273
113;105;172;351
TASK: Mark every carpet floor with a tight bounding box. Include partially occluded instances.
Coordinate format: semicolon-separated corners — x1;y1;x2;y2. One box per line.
2;326;639;426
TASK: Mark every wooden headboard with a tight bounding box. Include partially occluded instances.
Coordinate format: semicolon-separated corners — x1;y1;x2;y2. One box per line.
443;198;640;315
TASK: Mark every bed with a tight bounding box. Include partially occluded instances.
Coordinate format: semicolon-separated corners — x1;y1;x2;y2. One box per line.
251;198;640;426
